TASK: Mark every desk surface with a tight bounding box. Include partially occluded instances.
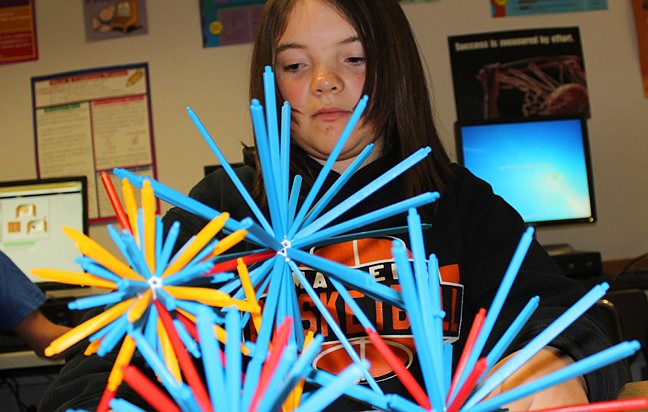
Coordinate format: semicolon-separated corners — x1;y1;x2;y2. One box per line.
0;350;63;371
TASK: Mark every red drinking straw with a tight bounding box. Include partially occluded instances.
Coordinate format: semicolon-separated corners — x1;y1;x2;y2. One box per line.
96;387;116;412
448;308;487;401
155;301;213;412
248;316;293;412
531;398;648;412
208;249;275;274
446;357;489;412
122;364;182;412
100;171;132;233
365;327;431;410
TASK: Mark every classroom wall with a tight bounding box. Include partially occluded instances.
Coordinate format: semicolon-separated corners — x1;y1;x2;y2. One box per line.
1;1;647;264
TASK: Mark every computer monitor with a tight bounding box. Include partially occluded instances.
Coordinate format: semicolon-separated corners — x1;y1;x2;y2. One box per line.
455;115;596;227
0;176;88;287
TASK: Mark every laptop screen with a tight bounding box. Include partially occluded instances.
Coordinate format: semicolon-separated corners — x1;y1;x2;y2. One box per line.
0;176;88;286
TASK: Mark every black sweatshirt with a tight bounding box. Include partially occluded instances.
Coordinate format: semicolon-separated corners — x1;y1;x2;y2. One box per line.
39;149;626;411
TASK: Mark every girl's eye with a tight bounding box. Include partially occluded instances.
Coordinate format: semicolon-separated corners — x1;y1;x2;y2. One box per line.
282;62;303;72
347;56;366;65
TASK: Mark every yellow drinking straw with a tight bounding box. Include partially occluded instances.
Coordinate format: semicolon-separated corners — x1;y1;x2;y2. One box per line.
121;178;140;247
32;268;117;290
45;297;135;357
63;226;144;281
162;213;230;278
142;179;156;273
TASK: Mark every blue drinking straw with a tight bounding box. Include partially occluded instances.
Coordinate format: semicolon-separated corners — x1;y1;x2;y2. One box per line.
306;368;391;410
287;95;369;239
242;257;286;407
484;295;539;377
250;99;283;238
467;340;640;412
76;258;123;283
69;291;128;311
465;282;610;407
295;361;368;412
451;226;535;398
426;253;447;394
96;316;129;356
293;192;439;248
172;317;200;358
113;169;250;240
224;308;242;412
300;144;374;228
257;344;298;412
385;394;429;412
295;147;431;240
163;261;214;286
107;225;138;271
392;239;444;412
287;248;403;306
289;260;383;394
185;108;273;236
196;304;228;412
280;101;291;230
109;398;147;412
287;174;303;230
263;334;325;412
131;330;198;412
240;216;283;251
157;221;180;277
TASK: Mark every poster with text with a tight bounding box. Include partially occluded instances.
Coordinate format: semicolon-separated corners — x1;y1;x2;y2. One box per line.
83;0;148;42
0;0;37;65
448;27;589;122
32;63;157;223
200;0;265;47
632;0;648;98
491;0;607;17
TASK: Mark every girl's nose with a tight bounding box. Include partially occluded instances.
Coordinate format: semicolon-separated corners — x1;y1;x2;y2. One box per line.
312;66;342;94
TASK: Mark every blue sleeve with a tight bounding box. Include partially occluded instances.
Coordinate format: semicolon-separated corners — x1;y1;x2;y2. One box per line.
0;251;46;330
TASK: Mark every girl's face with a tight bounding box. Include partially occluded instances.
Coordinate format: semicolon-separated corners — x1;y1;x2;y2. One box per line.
274;0;382;170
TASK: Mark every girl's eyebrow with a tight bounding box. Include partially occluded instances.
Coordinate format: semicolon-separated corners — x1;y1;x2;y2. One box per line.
276;35;361;54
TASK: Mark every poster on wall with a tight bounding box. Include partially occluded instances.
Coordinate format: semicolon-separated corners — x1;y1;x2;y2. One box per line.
200;0;265;47
83;0;148;42
448;27;590;122
31;63;157;223
0;0;37;65
632;0;648;98
490;0;608;17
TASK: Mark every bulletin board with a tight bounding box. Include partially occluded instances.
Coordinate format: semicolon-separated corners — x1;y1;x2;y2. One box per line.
31;63;158;223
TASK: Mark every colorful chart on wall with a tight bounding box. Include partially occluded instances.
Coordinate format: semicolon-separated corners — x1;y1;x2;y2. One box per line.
448;27;589;122
200;0;266;47
0;0;37;65
490;0;608;17
31;63;158;223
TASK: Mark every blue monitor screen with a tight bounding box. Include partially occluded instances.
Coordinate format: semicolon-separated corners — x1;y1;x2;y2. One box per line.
455;116;596;226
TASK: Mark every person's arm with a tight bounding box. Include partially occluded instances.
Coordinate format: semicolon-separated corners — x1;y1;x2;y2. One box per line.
489;347;588;410
13;309;70;358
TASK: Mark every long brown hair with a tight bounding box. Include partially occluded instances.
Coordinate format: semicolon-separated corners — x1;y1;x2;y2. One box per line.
249;0;452;201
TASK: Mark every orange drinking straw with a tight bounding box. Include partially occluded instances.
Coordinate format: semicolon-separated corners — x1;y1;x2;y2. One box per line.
100;171;131;233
